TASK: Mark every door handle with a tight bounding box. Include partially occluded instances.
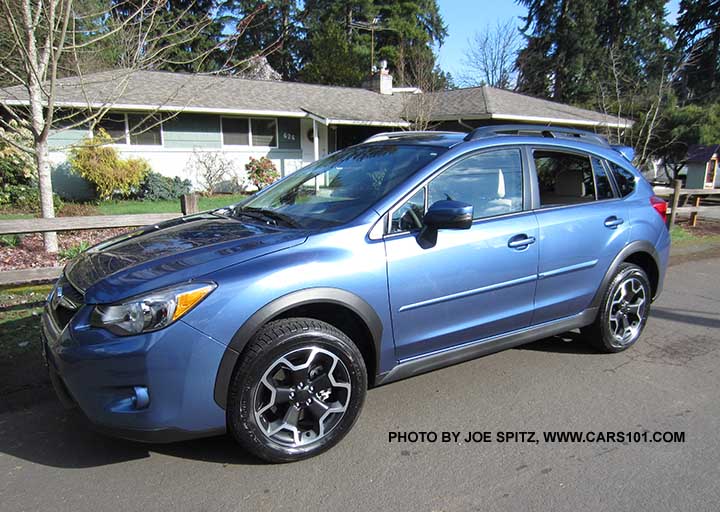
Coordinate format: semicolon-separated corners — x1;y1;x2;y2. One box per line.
508;235;536;249
604;216;624;228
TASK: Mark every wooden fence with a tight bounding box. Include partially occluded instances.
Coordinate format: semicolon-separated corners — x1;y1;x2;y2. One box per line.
658;180;720;228
0;194;199;287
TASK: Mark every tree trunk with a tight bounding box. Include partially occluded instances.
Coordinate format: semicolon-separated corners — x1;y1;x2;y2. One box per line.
35;140;58;253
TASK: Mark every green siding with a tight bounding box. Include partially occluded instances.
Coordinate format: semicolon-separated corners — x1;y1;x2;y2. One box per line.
278;118;301;149
685;163;706;189
48;127;88;149
163;113;221;148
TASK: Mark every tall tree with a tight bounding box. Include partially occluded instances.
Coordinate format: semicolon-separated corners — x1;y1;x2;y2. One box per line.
460;19;522;89
674;0;720;104
516;0;670;106
299;0;447;87
220;0;300;79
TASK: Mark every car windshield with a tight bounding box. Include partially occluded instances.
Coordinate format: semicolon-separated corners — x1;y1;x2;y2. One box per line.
234;144;445;228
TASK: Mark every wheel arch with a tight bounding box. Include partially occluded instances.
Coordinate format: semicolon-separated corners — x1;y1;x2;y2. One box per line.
213;288;383;409
591;240;662;309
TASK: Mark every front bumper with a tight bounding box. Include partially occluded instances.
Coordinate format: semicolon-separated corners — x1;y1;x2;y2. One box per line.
41;303;228;442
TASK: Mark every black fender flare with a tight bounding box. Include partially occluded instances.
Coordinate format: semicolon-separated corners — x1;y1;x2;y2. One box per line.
590;240;663;309
213;287;383;409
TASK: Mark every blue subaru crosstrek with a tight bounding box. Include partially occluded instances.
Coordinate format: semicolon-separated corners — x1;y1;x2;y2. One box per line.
42;126;670;462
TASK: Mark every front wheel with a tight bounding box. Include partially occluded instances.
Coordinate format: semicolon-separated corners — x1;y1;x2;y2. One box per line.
227;318;367;462
582;263;651;353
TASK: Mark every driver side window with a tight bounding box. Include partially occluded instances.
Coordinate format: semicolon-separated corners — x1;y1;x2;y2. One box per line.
428;149;523;220
390;188;425;233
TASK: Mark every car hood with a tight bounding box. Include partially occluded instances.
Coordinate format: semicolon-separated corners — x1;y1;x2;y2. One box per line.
65;213;308;304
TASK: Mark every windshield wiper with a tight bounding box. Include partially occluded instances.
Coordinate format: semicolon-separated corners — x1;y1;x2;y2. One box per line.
234;207;300;228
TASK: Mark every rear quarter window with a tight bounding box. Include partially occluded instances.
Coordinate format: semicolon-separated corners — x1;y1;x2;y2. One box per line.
608;162;636;197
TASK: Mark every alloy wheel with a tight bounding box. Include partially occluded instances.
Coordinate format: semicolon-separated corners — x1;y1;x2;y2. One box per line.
608;276;646;346
253;346;351;448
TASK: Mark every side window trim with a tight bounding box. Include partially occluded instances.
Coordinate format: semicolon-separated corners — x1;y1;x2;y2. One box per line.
384;145;528;236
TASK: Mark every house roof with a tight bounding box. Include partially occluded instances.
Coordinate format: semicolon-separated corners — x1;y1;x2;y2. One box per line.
423;86;630;127
0;69;631;128
687;144;720;163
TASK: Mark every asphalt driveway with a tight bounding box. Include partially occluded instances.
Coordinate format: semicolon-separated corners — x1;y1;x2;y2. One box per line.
1;255;719;511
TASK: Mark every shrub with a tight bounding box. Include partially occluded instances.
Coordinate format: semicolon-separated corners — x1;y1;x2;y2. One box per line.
0;183;63;213
0;234;22;247
69;130;150;199
186;150;236;195
135;171;192;201
0;120;37;187
245;157;279;190
59;241;91;261
57;202;99;217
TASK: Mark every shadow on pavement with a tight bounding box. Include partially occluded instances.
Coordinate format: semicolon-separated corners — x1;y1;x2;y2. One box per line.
516;332;598;355
650;307;720;328
0;398;264;469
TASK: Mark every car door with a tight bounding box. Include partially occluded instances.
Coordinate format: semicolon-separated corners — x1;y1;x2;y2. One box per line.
530;148;630;324
384;147;539;361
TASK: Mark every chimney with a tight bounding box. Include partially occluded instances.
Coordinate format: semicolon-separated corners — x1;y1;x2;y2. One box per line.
363;59;394;95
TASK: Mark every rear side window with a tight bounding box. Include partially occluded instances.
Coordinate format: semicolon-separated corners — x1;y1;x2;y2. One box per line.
534;150;596;207
608;162;636;197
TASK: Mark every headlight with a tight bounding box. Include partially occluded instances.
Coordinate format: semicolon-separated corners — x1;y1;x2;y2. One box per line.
90;282;216;336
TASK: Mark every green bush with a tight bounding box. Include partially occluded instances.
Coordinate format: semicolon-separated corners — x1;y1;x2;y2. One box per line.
135;171;192;201
59;241;91;261
0;120;37;188
0;183;63;213
0;234;22;247
69;130;150;200
245;157;279;190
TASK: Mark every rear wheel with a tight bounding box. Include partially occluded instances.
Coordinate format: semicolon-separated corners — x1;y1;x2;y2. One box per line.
227;318;367;462
582;263;651;353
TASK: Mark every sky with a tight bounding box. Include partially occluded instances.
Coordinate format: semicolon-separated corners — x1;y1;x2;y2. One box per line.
435;0;682;80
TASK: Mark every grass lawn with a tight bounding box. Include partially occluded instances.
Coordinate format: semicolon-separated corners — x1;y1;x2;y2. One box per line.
96;193;247;215
670;225;720;247
0;285;50;360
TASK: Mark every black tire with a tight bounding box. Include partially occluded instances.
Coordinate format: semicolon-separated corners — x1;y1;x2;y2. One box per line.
227;318;367;463
582;263;652;353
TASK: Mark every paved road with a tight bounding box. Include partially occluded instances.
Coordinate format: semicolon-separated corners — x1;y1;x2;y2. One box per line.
1;256;719;512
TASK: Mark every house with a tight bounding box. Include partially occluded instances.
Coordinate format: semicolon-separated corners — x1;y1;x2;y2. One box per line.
0;67;631;195
684;144;720;189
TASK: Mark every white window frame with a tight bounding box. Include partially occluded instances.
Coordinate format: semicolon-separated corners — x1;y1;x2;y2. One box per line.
94;112;164;147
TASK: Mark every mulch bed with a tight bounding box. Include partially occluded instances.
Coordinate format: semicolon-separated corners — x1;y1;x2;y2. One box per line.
0;228;132;271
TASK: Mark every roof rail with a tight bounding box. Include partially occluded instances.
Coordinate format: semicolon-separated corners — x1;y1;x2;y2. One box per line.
464;124;610;147
363;131;460;143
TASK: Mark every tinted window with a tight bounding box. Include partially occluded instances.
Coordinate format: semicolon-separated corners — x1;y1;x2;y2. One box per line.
391;188;425;233
252;118;277;146
592;157;615;199
222;117;249;145
238;144;444;228
128;114;162;145
428;149;523;220
535;150;595;207
608;162;636;197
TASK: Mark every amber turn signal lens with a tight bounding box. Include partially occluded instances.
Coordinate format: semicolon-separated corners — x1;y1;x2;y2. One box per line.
172;285;215;321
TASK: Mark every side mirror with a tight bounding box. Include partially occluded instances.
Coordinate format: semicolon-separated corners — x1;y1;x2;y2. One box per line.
423;200;473;230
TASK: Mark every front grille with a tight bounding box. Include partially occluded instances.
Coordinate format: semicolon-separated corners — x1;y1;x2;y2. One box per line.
50;275;85;330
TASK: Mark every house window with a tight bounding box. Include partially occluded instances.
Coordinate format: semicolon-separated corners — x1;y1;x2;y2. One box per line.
222;117;278;147
127;114;162;145
251;118;277;147
97;114;126;143
222;117;250;145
